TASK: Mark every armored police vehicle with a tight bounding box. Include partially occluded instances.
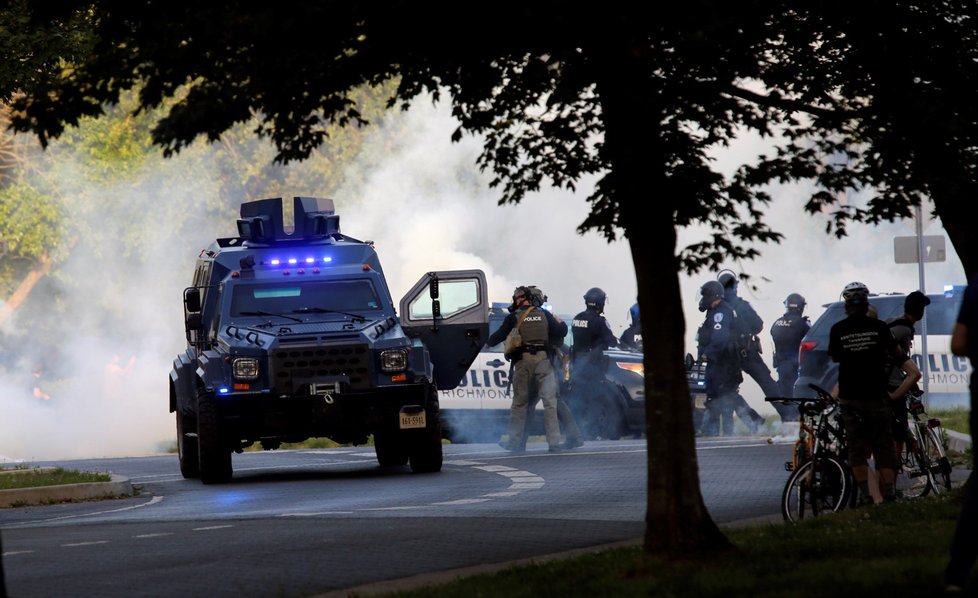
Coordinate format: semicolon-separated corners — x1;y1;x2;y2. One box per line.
169;197;489;483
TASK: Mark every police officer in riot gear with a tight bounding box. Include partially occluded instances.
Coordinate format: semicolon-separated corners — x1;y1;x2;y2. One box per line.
619;302;643;351
769;292;811;423
717;270;779;425
520;285;585;450
697;280;763;436
572;287;619;356
486;286;567;452
570;288;619;436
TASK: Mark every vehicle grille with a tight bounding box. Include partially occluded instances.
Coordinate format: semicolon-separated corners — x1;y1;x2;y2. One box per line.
271;344;373;393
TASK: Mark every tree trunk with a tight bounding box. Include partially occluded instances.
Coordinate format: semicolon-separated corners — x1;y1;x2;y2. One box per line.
593;41;732;557
932;190;977;281
0;252;51;326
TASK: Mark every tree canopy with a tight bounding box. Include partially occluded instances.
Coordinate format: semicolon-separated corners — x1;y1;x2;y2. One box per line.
3;1;978;558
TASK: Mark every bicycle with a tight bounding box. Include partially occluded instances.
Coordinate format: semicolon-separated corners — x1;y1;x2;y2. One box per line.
895;388;953;498
767;383;855;522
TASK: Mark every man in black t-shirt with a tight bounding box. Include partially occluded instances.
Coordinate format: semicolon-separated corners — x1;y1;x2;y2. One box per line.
828;282;921;505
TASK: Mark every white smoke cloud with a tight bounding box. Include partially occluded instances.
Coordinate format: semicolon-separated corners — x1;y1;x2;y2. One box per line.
0;101;963;462
343;103;965;414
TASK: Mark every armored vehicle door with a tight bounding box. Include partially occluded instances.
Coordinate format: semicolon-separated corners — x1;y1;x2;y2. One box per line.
400;270;489;390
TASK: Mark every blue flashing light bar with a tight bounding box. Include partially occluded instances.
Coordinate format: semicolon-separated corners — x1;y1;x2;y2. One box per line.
218;387;230;394
262;256;335;267
945;284;967;297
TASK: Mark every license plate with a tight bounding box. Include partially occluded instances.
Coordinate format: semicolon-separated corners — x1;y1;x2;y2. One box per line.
399;411;426;429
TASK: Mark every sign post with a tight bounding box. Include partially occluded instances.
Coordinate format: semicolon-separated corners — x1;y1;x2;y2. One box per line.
893;208;947;398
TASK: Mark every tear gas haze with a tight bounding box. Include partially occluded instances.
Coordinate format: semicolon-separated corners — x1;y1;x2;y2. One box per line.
0;102;962;461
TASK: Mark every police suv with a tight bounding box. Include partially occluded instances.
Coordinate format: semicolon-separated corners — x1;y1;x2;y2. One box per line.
438;302;705;442
169;197;489;483
792;285;970;408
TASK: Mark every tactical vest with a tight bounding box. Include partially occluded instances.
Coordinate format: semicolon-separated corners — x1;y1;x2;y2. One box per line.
518;307;550;347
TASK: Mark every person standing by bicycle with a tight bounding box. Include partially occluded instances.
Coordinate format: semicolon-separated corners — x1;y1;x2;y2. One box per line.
884;290;930;458
943;275;978;593
828;282;921;506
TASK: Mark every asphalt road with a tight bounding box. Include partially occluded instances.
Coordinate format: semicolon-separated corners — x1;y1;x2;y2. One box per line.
0;437;793;598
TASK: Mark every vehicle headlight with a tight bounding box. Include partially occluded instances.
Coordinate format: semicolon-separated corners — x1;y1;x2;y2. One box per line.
232;357;260;380
615;361;644;378
380;349;408;373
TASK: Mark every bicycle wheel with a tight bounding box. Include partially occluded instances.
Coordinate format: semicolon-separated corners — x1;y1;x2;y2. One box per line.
781;456;852;522
897;429;935;499
923;426;953;492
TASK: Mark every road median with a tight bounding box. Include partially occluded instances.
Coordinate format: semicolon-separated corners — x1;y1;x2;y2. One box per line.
0;473;132;508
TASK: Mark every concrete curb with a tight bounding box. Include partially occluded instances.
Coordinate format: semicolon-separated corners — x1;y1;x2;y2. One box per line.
0;473;132;508
946;430;972;454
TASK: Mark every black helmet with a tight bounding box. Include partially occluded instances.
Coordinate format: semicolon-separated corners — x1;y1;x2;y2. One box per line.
525;285;547;307
628;302;640;325
584;287;607;310
717;269;738;292
785;293;806;311
841;281;869;305
699;280;725;312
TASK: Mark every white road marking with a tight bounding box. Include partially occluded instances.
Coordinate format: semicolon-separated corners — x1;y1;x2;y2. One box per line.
0;495;165;528
509;482;545;489
193;525;233;531
279;511;355;517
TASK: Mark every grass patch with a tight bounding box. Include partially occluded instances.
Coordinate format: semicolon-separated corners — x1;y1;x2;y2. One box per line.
0;467;111;490
932;406;970;436
385;487;974;597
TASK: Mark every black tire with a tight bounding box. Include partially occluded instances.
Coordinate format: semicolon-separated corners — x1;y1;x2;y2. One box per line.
374;430;409;467
782;457;852;522
176;408;200;479
580;388;625;441
923;427;953;492
409;391;443;474
197;390;232;484
898;431;935;499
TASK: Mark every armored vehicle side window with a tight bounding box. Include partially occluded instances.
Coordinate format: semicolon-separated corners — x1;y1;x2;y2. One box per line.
407;279;481;319
230;279;381;316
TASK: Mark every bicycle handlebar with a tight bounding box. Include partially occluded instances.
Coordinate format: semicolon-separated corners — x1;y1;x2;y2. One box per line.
764;383;837;405
807;383;836;402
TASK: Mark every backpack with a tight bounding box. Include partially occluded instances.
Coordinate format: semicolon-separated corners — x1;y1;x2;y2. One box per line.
504;307;536;358
885;317;916;386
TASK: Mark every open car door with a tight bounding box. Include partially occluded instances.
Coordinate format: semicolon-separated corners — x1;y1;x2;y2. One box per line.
400;270;489;390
